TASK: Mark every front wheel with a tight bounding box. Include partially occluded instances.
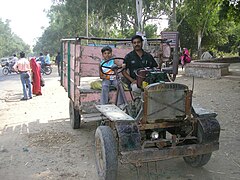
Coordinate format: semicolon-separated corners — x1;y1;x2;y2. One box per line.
69;99;80;129
2;67;9;75
183;121;212;167
183;153;212;167
95;126;118;180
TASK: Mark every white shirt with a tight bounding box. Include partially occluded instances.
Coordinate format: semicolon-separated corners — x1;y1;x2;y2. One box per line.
12;57;18;64
13;58;30;72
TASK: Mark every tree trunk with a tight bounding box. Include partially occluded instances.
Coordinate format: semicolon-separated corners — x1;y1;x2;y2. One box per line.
197;30;202;58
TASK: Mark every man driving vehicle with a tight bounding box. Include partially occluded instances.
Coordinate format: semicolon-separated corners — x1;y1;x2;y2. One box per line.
122;35;158;95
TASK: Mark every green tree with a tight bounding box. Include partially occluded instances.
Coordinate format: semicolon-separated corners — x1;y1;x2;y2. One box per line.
177;0;223;56
219;0;240;22
35;0;171;53
0;18;30;58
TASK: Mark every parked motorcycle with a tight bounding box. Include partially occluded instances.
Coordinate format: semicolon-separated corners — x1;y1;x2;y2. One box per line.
2;62;17;75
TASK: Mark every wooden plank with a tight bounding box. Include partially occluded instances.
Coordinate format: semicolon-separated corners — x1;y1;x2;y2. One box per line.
82;113;107;122
95;104;134;121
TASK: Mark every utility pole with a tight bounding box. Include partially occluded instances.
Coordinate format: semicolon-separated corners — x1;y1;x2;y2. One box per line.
86;0;88;38
136;0;149;50
172;0;178;81
136;0;143;33
172;0;177;31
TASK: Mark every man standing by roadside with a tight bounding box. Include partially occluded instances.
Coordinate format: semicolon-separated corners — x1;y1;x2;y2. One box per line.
122;35;158;96
13;52;32;101
55;52;61;76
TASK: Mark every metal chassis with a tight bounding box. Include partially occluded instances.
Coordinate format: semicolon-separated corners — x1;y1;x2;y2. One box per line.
96;82;220;166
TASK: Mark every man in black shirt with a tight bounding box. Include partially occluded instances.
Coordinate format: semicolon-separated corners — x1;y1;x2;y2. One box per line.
122;35;158;95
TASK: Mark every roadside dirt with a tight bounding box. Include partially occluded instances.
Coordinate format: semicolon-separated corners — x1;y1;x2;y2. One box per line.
0;65;240;180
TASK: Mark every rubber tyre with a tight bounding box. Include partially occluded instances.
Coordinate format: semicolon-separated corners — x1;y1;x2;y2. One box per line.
95;126;118;180
44;66;52;75
183;122;212;167
69;99;80;129
183;153;212;167
2;67;9;75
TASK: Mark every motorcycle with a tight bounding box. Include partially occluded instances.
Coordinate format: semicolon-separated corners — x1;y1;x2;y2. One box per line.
41;63;52;75
2;62;17;75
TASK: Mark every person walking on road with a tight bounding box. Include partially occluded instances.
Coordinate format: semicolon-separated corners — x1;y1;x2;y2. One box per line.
13;52;32;101
30;57;42;96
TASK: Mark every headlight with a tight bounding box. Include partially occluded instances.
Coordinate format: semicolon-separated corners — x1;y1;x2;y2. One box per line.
151;131;159;140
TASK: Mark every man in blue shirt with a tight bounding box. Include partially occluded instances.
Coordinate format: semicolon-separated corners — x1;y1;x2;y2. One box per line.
44;51;51;65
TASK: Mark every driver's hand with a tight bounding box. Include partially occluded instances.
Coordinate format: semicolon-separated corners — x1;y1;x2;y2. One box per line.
102;74;110;80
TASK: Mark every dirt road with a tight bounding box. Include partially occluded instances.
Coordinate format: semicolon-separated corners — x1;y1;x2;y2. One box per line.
0;65;240;180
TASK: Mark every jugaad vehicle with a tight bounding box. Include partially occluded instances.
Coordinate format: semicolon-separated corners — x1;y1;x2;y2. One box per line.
60;36;220;180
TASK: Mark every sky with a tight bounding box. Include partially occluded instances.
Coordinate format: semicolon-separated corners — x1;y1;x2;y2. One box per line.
0;0;52;46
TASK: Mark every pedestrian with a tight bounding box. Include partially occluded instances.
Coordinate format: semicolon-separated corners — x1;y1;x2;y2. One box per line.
55;52;61;76
180;48;191;68
13;51;32;100
99;46;123;105
122;35;158;96
30;57;42;96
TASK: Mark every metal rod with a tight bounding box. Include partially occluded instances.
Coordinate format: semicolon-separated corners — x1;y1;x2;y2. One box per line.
155;161;158;180
147;162;150;179
61;36;168;42
136;165;140;179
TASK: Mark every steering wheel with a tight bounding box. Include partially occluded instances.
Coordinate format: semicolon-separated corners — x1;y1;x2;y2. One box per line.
100;57;125;75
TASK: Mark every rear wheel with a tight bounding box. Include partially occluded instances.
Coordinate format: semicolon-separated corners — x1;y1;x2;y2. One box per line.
44;66;52;75
95;126;118;180
183;122;212;167
2;67;9;75
69;99;80;129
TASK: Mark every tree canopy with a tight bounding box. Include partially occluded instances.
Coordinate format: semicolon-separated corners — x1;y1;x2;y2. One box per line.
0;18;30;58
33;0;172;54
176;0;240;56
33;0;240;57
